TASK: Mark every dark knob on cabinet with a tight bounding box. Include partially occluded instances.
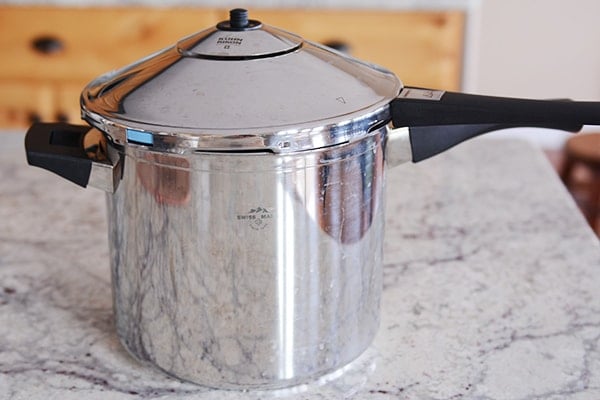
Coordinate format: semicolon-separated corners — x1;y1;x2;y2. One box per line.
31;35;64;55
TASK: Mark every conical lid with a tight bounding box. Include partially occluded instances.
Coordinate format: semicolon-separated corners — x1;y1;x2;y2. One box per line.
81;9;402;153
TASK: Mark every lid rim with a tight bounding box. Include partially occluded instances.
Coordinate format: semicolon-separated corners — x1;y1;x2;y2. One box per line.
82;101;394;154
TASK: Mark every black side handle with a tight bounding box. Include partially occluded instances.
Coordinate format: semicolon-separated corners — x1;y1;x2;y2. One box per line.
25;123;93;187
391;87;600;162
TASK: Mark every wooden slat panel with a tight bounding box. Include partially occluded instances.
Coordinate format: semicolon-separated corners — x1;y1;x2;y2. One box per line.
0;6;221;82
56;83;84;124
0;80;55;126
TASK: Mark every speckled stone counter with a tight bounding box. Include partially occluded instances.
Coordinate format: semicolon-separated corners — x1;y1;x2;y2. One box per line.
1;132;599;399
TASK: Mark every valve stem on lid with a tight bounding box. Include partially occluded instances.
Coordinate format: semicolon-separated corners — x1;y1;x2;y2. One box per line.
229;8;249;29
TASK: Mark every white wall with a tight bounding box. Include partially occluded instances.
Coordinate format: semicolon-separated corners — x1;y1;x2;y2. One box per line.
466;0;600;99
463;0;600;147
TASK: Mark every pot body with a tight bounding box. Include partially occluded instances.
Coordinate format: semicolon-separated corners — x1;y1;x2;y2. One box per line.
106;127;387;388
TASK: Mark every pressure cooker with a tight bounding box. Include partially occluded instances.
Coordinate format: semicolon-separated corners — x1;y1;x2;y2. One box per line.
24;9;600;389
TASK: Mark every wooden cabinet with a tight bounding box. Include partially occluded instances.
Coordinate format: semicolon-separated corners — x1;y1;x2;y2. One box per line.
0;6;463;128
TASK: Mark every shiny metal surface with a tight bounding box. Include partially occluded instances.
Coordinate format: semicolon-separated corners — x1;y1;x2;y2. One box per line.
385;126;413;167
83;128;123;193
81;19;401;153
106;127;387;388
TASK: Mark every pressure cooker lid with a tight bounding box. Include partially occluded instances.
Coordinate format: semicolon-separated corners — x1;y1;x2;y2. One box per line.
81;9;402;153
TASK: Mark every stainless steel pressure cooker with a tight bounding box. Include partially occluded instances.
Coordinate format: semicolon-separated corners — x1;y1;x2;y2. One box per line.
25;9;600;389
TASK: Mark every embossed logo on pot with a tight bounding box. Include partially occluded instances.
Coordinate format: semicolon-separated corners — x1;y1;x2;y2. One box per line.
236;207;273;230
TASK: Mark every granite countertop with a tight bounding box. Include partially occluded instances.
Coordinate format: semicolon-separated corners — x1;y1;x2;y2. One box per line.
1;132;599;399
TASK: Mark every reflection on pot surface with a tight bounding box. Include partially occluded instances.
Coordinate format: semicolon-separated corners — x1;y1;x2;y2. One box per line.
136;153;191;206
316;134;384;244
107;129;386;388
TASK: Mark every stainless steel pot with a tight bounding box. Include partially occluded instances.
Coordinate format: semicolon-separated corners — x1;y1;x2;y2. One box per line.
25;9;600;389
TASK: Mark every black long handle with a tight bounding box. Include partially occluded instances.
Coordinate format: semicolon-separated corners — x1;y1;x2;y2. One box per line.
391;87;600;127
390;87;600;162
25;123;93;187
408;123;581;162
